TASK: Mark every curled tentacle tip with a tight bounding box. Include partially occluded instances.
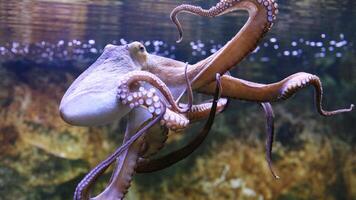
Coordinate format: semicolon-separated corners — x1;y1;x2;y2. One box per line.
176;37;183;43
320;103;355;116
269;169;280;179
267;163;280;180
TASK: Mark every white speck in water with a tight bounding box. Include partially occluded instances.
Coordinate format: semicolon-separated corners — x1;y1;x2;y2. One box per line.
242;188;256;197
335;41;347;48
260;57;270;62
229;178;243;189
88;39;95;45
120;38;127;45
90;48;98;54
57;40;64;46
253;46;260;53
153;40;160;47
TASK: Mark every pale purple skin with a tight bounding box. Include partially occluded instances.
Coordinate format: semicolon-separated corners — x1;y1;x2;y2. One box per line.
59;42;192;127
59;42;199;200
59;44;135;126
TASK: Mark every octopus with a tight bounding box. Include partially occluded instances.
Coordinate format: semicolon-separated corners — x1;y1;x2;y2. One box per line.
59;0;354;199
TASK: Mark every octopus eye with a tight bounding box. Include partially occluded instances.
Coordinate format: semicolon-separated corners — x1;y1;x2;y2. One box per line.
139;45;145;52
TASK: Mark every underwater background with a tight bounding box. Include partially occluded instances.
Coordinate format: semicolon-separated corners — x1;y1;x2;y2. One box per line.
0;0;355;199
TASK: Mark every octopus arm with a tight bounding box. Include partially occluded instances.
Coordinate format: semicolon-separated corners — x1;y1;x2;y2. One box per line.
135;74;223;173
73;105;165;200
171;0;279;89
260;102;279;179
198;73;354;116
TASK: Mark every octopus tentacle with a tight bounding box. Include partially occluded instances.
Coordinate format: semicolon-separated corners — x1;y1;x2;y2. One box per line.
171;0;277;43
186;98;228;122
160;108;189;131
261;102;279;179
92;109;153;200
118;67;192;114
139;124;169;158
138;97;228;165
171;0;279;89
279;73;354;116
117;71;179;113
73;103;166;200
183;62;194;112
136;73;222;173
92;136;144;200
199;73;354;116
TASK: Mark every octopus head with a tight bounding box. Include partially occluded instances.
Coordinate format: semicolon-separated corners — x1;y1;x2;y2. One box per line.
59;42;149;126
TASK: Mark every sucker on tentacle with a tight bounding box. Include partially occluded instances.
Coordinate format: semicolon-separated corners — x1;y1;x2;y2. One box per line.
181;0;279;89
170;0;278;42
117;64;193;131
73;103;166;200
118;64;193;114
136;73;223;173
117;71;181;114
160;108;189;131
200;72;354;116
261;102;279;179
186;98;228;122
278;73;354;116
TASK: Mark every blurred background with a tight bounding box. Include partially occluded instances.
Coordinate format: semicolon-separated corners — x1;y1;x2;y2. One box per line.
0;0;355;199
